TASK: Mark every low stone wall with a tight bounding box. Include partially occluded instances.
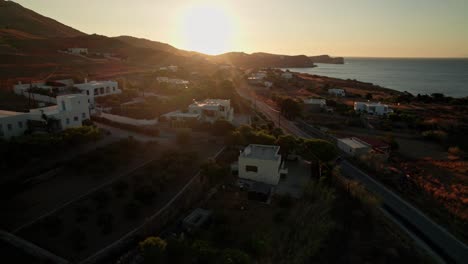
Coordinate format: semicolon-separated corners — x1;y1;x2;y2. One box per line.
99;112;158;127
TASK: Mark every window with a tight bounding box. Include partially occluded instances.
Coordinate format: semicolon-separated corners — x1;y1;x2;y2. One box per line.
0;124;3;136
94;88;98;95
100;87;104;94
7;124;12;131
82;113;86;119
86;90;90;95
113;87;116;91
74;116;79;122
61;100;66;111
245;165;258;173
18;121;23;128
105;87;110;93
66;118;70;124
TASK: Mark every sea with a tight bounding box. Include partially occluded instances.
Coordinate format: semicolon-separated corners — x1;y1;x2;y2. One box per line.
283;58;468;98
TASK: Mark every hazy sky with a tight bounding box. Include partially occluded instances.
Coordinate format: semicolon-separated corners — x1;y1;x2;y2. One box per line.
14;0;468;57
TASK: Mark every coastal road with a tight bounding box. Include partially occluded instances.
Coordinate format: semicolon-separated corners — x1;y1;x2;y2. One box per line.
235;78;468;263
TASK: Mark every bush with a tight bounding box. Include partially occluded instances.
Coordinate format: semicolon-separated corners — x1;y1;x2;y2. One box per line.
140;237;167;263
219;248;251;264
422;130;447;142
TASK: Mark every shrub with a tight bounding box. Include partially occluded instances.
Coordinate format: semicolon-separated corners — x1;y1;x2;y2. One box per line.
140;237;167;263
422;130;447;142
448;146;464;158
219;248;251;264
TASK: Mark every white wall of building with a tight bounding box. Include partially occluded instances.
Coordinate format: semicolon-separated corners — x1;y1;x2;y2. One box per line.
328;89;346;96
0;112;31;139
354;102;392;115
75;80;121;108
100;112;158;126
188;99;234;123
337;138;371;157
238;145;284;185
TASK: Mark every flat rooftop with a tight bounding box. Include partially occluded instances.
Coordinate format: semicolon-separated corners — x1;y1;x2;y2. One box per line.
241;144;281;160
0;110;25;117
338;138;369;149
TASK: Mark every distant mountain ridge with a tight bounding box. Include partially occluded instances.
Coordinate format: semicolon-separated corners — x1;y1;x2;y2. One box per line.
0;0;344;77
0;0;85;38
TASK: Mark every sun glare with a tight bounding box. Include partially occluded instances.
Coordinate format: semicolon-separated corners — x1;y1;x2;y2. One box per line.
179;3;235;55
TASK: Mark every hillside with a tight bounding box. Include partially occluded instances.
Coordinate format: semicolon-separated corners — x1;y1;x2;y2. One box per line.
0;0;85;38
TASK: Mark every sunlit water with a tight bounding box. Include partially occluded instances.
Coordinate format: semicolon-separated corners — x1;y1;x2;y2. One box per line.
284;58;468;98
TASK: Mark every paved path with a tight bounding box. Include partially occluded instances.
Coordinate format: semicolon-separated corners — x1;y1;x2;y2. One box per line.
235;79;468;263
341;160;468;263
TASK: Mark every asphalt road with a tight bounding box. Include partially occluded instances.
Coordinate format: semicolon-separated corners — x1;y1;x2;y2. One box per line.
236;79;468;263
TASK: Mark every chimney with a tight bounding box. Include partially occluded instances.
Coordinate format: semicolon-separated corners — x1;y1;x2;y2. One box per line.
84;78;88;83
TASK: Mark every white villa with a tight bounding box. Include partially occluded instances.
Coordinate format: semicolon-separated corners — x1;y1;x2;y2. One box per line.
188;99;234;123
67;48;88;55
337;137;371;157
354;102;393;116
238;144;288;185
13;79;121;109
328;88;346;97
281;71;293;79
0;94;90;139
161;99;234;124
74;80;121;107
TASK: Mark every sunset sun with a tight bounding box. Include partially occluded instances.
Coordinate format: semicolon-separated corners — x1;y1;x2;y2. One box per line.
179;4;235;55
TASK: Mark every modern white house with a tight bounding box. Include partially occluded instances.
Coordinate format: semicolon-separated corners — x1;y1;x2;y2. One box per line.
0;94;90;139
238;144;288;185
328;88;346;97
281;71;293;79
14;79;121;109
337;137;371;157
264;81;273;88
74;80;121;108
67;48;88;55
303;98;326;112
188;99;234;123
354;102;393;116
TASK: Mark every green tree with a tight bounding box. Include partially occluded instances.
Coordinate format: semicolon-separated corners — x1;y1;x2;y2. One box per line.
219;248;252;264
280;97;302;120
140;237;167;263
299;139;337;162
276;134;300;156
